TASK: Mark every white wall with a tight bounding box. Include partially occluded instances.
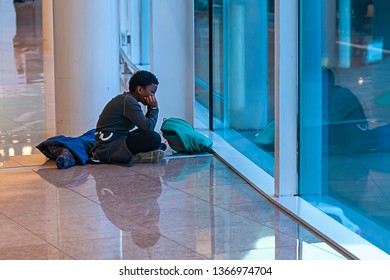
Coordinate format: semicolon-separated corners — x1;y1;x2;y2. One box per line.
52;0;120;135
42;0;55;135
150;0;194;128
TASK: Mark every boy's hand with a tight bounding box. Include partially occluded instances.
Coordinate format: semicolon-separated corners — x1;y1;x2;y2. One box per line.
144;95;158;107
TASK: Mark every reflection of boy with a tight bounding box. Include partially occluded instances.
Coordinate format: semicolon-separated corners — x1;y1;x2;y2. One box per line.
256;68;390;155
323;68;390;154
95;174;162;248
322;68;371;154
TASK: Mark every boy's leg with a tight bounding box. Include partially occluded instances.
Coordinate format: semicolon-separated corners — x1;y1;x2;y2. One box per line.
126;130;161;155
126;130;164;163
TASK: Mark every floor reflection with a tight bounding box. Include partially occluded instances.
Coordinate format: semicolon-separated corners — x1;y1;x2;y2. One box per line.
0;0;49;161
31;157;347;259
0;0;348;260
13;0;43;83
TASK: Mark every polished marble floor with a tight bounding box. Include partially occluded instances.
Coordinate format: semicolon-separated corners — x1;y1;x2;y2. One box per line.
0;0;348;260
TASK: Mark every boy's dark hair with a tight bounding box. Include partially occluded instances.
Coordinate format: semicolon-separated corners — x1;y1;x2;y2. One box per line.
129;70;159;92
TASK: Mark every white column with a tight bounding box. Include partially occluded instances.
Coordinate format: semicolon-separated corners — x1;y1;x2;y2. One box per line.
53;0;120;135
299;0;323;196
227;1;268;130
323;0;337;67
150;0;194;127
339;0;351;68
140;0;150;65
227;4;245;128
130;0;140;64
42;0;55;136
274;0;298;197
42;0;53;51
34;0;43;45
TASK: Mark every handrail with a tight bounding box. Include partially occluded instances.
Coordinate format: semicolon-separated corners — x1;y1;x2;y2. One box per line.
119;48;140;75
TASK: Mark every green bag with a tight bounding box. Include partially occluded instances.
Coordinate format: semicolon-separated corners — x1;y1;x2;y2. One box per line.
160;118;213;154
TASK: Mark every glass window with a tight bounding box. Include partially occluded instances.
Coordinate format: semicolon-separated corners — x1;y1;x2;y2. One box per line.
195;0;275;175
300;0;390;254
119;0;132;59
195;0;210;125
119;0;150;69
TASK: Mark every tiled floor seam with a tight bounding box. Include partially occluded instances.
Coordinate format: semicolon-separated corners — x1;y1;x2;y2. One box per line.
0;212;75;260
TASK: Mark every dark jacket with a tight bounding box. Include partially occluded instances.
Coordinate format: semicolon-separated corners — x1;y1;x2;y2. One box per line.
90;92;158;165
36;129;95;165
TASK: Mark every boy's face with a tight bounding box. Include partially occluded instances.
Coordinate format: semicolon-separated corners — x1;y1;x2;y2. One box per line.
137;84;158;105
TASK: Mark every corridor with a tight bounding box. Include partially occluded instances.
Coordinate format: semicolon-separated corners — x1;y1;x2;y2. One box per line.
0;0;347;260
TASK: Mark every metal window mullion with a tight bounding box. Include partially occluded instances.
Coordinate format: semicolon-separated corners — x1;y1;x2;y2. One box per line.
274;0;299;197
208;0;214;131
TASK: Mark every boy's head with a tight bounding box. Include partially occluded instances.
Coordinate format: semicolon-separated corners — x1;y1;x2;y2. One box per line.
129;70;159;93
